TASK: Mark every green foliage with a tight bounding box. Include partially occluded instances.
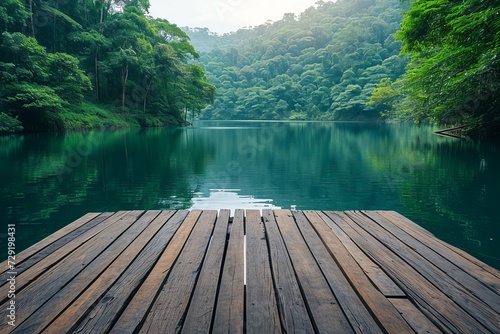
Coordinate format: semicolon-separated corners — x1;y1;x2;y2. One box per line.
0;112;23;133
397;0;500;138
0;0;212;131
186;0;408;121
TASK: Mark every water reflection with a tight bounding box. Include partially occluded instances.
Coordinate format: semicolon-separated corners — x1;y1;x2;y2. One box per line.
190;189;280;215
0;121;499;269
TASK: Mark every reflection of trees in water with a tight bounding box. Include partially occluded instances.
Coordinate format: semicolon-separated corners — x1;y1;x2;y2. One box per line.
0;128;215;227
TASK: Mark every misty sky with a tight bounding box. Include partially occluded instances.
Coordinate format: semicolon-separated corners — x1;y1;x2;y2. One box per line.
148;0;324;34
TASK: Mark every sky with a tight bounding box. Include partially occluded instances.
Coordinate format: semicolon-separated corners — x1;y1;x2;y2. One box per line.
148;0;322;34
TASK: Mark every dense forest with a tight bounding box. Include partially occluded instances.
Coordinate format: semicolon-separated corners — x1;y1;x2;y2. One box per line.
0;0;215;133
186;0;409;121
186;0;499;138
1;0;499;138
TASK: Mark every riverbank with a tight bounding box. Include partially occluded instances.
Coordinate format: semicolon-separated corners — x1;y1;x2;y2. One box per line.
0;102;185;134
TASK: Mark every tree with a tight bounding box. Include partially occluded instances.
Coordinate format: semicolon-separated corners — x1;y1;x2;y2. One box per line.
397;0;500;138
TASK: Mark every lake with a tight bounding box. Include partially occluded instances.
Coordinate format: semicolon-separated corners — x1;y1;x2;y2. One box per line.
1;121;499;269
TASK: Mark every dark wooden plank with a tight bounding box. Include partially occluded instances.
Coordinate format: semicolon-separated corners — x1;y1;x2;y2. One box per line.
109;210;201;334
0;211;146;333
363;211;500;311
212;209;245;334
388;298;443;334
45;210;183;334
308;211;414;334
245;209;282;334
181;209;231;334
274;210;353;333
0;212;104;278
13;210;165;333
347;210;500;330
262;209;314;334
325;211;491;334
0;211;129;305
314;211;405;298
138;210;217;334
378;211;500;284
292;211;383;334
0;212;113;289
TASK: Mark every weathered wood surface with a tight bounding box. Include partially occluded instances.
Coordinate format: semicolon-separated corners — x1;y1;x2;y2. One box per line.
2;210;499;334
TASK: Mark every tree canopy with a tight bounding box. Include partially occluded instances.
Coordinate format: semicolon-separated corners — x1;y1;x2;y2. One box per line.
395;0;500;138
185;0;408;121
0;0;214;132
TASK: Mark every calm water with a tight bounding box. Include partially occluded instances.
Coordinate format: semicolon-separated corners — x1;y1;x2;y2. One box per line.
1;121;499;269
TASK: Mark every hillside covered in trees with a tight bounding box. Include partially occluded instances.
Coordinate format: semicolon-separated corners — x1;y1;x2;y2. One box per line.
186;0;409;121
0;0;215;133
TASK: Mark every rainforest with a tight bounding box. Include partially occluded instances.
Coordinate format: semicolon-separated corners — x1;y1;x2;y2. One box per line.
1;0;499;138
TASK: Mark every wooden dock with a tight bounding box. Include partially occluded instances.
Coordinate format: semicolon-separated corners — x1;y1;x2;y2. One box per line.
1;210;499;333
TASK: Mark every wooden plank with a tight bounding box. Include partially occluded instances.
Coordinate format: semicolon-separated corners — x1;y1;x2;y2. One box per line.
245;209;282;334
274;209;353;333
314;211;405;297
378;211;500;282
347;210;500;330
181;209;231;334
0;211;146;333
388;298;443;334
304;211;413;334
0;211;129;305
0;212;112;287
13;210;165;333
45;210;182;334
262;209;314;333
292;211;383;334
109;210;201;334
212;209;245;334
363;211;500;311
325;211;491;334
139;210;217;334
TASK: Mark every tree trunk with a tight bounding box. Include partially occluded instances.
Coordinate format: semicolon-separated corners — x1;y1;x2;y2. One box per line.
143;77;153;113
122;64;129;113
29;0;35;37
94;46;100;102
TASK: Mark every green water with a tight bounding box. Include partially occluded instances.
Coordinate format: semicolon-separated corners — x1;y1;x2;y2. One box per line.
1;121;499;269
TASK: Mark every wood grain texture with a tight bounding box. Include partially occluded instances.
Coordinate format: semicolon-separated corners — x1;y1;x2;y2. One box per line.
245;209;282;334
212;209;245;334
139;210;217;334
181;209;231;334
108;210;197;334
46;210;180;334
293;211;382;334
262;209;315;334
0;211;144;334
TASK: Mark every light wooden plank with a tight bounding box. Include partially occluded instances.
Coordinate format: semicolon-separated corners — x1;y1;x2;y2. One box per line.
293;211;383;334
181;209;231;334
388;298;443;334
139;210;217;334
109;210;200;334
314;211;405;297
325;211;491;334
245;209;282;334
262;209;314;333
305;211;413;333
363;211;500;311
46;210;181;334
0;211;146;333
347;210;500;330
274;210;353;333
212;209;245;334
378;211;500;285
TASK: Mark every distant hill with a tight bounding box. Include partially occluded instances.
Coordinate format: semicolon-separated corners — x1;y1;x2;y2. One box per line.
184;0;409;121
